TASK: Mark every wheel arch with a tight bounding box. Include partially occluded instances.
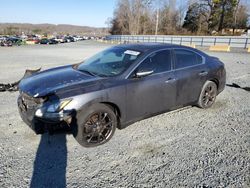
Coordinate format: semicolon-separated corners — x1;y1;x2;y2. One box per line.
101;102;122;129
79;99;123;129
209;78;219;89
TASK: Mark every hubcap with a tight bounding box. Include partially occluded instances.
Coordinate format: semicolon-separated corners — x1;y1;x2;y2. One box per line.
202;85;216;107
83;112;113;144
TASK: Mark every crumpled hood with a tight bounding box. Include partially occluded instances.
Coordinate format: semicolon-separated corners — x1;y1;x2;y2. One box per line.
19;65;102;97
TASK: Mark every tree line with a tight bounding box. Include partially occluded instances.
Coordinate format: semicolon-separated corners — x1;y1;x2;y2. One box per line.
108;0;249;35
0;23;108;36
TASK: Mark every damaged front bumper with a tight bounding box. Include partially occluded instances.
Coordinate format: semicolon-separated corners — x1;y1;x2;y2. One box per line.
17;95;74;134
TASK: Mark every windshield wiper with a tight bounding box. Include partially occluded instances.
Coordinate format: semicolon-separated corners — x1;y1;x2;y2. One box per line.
79;69;97;77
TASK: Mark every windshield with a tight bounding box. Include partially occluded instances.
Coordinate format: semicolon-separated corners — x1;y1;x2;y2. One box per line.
77;47;142;77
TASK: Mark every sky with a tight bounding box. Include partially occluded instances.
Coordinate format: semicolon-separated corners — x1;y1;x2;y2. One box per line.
0;0;117;27
1;0;248;28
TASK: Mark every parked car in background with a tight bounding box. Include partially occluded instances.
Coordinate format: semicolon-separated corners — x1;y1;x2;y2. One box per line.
73;35;83;41
0;37;6;46
26;39;40;44
8;37;23;45
83;36;90;40
54;36;67;43
49;38;60;44
40;38;58;45
39;38;50;45
0;36;22;46
64;36;75;42
26;35;38;40
17;43;226;147
49;39;59;44
0;38;13;47
0;36;6;41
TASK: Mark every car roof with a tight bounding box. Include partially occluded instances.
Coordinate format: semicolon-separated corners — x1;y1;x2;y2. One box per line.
117;43;181;52
116;42;209;57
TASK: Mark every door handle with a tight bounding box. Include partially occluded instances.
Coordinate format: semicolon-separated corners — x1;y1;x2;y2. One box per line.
165;78;176;83
199;71;208;76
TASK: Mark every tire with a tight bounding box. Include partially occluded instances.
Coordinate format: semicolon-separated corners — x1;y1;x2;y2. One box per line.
197;81;217;109
73;103;117;147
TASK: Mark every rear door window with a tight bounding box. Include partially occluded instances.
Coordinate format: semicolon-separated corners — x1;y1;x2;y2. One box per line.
174;49;203;69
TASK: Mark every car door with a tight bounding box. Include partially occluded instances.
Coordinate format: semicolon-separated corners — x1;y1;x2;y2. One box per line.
125;49;176;122
173;48;208;106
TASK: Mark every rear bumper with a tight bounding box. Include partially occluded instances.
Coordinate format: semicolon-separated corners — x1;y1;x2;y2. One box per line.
218;67;226;94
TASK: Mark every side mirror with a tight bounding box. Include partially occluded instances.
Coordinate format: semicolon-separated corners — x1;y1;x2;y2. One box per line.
135;70;154;78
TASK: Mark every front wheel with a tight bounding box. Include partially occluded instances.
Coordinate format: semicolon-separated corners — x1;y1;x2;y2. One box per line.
73;103;117;147
197;81;217;109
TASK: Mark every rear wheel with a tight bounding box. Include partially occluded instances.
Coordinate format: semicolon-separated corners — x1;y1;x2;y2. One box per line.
73;103;117;147
197;81;217;109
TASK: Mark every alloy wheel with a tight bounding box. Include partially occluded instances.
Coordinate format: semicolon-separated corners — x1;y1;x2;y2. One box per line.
83;112;113;144
202;84;217;108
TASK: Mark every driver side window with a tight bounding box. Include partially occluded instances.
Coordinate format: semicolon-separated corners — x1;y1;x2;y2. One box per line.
137;50;172;74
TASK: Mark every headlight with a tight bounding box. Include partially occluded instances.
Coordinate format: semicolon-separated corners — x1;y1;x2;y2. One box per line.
46;99;72;113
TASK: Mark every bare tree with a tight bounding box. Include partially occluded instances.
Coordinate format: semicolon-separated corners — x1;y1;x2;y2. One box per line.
108;0;249;35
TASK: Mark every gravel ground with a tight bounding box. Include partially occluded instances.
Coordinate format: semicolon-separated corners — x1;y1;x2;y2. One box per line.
0;41;249;188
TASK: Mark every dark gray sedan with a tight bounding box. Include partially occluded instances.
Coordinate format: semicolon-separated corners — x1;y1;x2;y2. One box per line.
18;43;226;147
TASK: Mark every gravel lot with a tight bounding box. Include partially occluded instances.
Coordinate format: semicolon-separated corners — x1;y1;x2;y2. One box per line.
0;41;249;188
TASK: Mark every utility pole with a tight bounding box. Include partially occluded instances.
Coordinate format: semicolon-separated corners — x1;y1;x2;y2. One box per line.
233;0;240;35
155;7;159;35
142;0;152;35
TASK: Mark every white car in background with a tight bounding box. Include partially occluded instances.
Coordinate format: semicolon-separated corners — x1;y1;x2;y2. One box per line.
54;36;65;43
73;36;83;41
